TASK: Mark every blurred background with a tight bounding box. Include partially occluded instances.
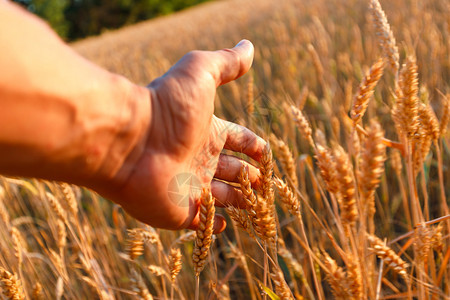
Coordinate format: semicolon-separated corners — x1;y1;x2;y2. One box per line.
12;0;212;41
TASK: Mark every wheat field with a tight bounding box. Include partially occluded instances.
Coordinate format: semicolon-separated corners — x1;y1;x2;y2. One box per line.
1;0;449;299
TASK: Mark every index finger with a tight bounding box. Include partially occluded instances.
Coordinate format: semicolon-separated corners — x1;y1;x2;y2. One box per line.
218;118;266;162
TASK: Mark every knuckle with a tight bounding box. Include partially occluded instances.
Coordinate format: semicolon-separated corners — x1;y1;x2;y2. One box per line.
222;48;242;73
184;50;203;62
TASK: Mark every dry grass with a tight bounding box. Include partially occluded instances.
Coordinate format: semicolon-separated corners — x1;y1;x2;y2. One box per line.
0;0;449;298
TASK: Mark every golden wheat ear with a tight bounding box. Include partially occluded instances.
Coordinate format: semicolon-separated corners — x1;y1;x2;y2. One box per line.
369;0;399;74
350;58;384;125
367;234;409;278
0;267;25;300
168;247;182;283
127;228;145;260
192;187;215;276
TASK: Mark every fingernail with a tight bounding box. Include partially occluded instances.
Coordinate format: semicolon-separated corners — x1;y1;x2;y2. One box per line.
213;215;227;233
235;39;248;48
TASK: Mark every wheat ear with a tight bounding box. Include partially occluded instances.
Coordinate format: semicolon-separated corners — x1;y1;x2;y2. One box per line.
291;105;314;148
46;192;68;224
278;245;303;277
413;103;438;172
439;94;450;137
193;188;215;276
246;72;254;115
168;248;182;283
350;58;384;124
0;187;10;225
274;177;301;218
367;234;409;278
131;269;154;300
334;146;358;234
147;265;166;276
419;103;440;141
127;229;145;260
392;55;420;139
225;206;254;238
253;144;277;247
238;165;257;218
257;142;274;204
270;266;294;300
174;231;196;245
315;144;339;194
10;227;24;265
270;136;298;188
59;182;78;216
31;283;44;300
56;219;67;251
322;253;351;299
0;267;25;300
346;257;363;299
359;120;386;223
369;0;399;74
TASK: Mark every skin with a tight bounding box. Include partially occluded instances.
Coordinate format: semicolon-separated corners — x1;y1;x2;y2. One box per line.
0;2;265;233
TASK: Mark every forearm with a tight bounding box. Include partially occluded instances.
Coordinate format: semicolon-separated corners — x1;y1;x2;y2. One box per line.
0;2;150;187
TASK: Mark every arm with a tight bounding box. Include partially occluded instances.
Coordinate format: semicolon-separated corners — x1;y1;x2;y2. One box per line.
0;2;150;188
0;2;265;233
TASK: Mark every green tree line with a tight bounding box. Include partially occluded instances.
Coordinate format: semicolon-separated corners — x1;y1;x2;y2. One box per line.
13;0;211;41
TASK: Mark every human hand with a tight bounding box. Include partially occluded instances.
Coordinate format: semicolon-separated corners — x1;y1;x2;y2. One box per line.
99;40;266;233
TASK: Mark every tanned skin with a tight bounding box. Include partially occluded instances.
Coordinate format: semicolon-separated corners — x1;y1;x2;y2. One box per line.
0;2;265;233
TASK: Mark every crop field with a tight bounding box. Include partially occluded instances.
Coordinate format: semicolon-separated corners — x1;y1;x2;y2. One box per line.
1;0;449;299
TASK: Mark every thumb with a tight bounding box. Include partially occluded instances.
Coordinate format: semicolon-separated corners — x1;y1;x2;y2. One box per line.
210;39;254;87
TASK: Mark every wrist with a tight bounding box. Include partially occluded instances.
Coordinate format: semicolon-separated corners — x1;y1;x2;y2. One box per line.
83;74;152;190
